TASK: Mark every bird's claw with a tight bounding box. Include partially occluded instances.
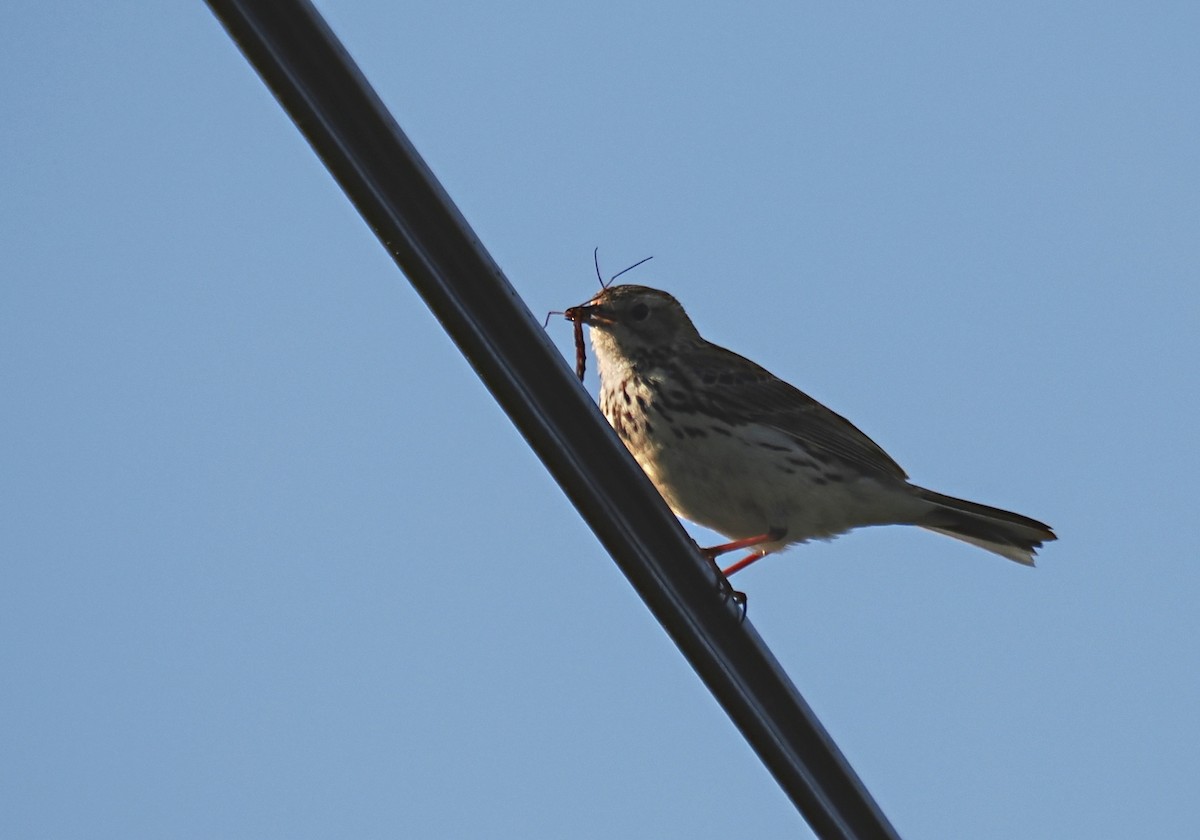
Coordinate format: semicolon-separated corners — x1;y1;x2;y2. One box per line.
693;536;749;621
718;572;748;622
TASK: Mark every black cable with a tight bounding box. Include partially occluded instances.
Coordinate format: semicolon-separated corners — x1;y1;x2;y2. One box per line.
203;2;901;837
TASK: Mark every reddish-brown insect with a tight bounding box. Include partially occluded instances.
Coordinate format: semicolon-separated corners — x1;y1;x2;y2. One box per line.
572;317;586;381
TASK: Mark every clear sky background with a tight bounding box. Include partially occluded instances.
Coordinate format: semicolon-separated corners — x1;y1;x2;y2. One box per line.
4;3;1198;838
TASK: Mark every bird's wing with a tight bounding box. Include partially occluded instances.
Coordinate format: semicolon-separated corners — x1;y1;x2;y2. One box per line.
682;343;909;481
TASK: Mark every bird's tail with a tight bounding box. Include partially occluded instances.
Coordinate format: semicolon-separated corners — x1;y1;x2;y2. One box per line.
911;486;1056;566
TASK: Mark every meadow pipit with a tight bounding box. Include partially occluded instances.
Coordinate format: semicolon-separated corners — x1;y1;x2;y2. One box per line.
564;284;1055;576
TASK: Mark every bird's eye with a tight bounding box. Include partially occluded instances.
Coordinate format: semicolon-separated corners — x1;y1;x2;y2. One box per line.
629;303;650;321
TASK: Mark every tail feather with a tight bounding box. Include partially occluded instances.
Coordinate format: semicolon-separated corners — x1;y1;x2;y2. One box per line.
912;486;1056;566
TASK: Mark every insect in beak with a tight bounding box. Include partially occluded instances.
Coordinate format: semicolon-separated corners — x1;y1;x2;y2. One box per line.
562;304;615;382
562;307;589;381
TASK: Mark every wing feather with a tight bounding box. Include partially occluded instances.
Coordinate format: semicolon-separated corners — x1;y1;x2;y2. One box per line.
681;343;908;480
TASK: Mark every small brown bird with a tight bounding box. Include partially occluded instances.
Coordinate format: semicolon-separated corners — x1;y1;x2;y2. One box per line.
565;284;1055;576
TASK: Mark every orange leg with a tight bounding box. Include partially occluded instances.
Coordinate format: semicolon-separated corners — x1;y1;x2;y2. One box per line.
722;550;768;577
701;527;786;577
701;532;775;559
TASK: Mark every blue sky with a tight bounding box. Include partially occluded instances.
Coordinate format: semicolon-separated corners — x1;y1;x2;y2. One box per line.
3;2;1198;838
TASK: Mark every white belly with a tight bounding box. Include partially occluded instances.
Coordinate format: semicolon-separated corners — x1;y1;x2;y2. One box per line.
604;378;916;553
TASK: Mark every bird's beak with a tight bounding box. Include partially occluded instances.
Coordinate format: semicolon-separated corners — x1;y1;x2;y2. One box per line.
564;302;614;326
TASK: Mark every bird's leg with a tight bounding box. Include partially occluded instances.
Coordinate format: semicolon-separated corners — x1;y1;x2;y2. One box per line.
701;533;774;559
700;527;787;577
721;551;767;577
697;528;785;618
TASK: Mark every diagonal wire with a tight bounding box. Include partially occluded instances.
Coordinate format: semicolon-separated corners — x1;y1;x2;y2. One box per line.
203;2;901;837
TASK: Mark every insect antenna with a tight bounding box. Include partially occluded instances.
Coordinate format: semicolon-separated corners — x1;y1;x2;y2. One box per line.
594;247;655;289
608;255;654;285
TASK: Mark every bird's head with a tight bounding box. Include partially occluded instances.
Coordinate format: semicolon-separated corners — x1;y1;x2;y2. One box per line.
564;285;699;356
